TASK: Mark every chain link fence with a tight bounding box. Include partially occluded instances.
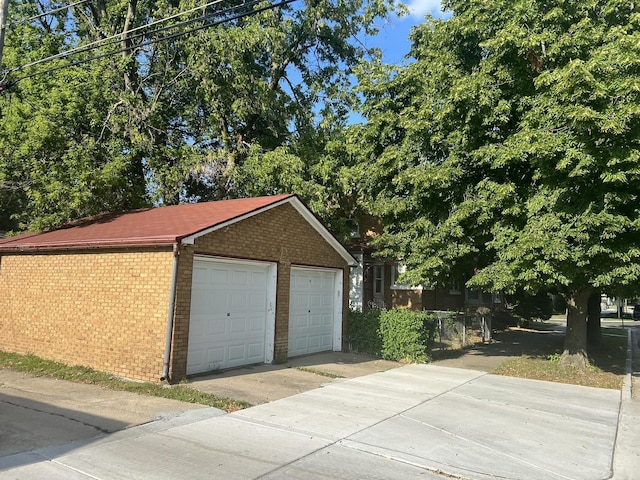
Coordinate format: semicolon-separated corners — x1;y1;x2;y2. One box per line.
426;309;493;351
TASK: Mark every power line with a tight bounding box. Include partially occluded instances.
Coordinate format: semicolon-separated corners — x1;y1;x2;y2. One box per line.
11;0;297;84
9;0;230;72
8;0;92;27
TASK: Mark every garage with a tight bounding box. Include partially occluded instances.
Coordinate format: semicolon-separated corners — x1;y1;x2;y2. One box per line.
288;266;342;357
187;257;277;374
0;194;356;382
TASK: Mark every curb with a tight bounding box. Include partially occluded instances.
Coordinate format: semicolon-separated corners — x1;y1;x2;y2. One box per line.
621;329;633;403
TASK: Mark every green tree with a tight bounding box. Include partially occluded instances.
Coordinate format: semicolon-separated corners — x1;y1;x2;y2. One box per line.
0;0;400;232
353;0;640;368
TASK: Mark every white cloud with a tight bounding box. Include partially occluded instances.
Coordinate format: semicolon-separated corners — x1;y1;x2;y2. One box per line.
403;0;446;19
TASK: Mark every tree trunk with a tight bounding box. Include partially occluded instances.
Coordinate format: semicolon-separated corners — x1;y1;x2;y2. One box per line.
587;290;601;347
561;287;592;369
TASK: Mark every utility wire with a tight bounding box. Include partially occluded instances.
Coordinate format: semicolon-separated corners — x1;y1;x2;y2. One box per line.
8;0;92;27
11;0;296;84
9;0;230;72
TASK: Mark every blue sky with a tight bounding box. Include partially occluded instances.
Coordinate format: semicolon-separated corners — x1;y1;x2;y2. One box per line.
365;0;450;65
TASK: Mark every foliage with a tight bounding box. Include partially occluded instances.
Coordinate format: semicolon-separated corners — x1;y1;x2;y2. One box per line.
0;350;250;412
378;310;437;362
0;0;401;232
351;0;640;366
347;309;438;361
346;309;383;355
507;290;554;324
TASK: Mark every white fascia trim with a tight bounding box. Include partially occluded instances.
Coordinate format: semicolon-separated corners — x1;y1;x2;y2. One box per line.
181;196;358;266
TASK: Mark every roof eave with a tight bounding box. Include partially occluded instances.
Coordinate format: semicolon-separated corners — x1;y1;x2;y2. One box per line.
0;238;178;253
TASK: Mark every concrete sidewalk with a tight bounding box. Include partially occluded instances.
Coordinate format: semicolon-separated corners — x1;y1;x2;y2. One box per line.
0;370;205;457
0;363;626;480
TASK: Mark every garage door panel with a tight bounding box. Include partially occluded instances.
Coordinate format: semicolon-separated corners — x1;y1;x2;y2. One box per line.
210;267;229;283
308;336;320;349
309;314;321;327
248;295;267;309
205;347;225;365
248;316;266;332
293;274;308;289
190;291;211;315
187;347;203;366
228;344;246;362
205;316;227;336
230;293;249;310
228;317;247;334
320;335;332;349
247;342;264;359
293;313;308;328
188;258;272;375
292;295;308;308
310;295;323;307
192;266;209;284
232;270;248;285
249;271;267;286
293;337;307;351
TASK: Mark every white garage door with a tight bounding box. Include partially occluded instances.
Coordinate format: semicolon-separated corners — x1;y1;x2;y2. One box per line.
187;257;275;375
288;267;342;357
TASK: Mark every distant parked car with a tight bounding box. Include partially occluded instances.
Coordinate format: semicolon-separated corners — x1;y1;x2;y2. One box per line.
633;305;640;321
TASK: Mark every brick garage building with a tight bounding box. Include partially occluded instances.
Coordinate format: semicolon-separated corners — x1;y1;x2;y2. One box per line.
0;195;356;382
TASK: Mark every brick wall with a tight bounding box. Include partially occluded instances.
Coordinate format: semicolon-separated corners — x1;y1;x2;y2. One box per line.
391;289;424;311
169;203;350;380
422;288;466;311
0;249;174;381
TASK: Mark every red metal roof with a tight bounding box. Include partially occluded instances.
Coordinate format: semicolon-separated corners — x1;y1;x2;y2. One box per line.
0;195;295;251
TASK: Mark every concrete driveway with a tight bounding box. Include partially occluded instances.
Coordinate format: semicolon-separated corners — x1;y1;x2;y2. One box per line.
187;351;403;405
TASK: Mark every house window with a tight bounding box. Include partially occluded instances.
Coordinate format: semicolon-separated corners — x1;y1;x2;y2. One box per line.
391;264;406;289
391;263;426;290
373;264;384;295
449;278;461;294
467;289;481;302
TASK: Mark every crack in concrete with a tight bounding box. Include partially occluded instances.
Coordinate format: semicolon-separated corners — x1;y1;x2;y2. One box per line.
0;398;111;434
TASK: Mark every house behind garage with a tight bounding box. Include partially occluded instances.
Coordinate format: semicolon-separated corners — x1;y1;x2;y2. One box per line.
0;194;356;382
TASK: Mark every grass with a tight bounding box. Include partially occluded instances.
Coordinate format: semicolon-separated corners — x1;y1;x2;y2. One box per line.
491;326;628;390
0;351;251;412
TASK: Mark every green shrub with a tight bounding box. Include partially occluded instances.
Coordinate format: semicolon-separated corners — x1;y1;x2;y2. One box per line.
346;309;383;355
378;310;437;363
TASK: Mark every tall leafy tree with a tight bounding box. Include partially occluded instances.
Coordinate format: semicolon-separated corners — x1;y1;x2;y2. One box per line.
353;0;640;367
0;0;400;231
